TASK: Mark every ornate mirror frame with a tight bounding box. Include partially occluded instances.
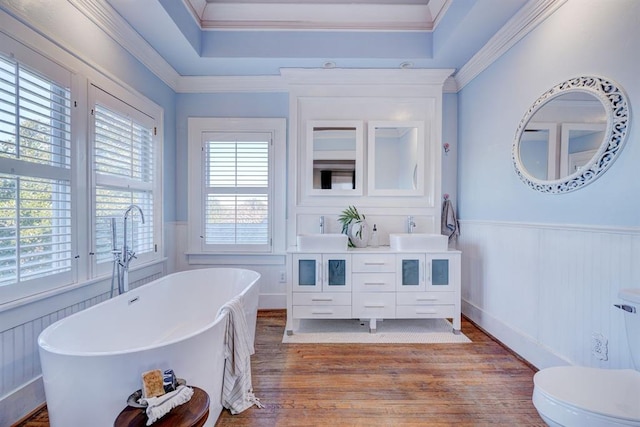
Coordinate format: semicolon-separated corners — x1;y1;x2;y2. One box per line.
512;76;630;194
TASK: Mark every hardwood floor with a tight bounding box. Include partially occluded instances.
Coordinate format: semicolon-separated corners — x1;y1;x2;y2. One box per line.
16;310;545;426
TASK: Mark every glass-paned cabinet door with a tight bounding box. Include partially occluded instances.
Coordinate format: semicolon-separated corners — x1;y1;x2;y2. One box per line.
396;254;426;292
426;254;456;291
293;254;321;292
323;254;351;292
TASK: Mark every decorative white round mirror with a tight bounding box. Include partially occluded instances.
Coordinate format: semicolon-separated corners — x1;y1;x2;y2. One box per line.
513;76;630;193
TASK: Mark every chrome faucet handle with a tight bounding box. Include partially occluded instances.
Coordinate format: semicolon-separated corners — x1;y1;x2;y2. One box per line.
407;216;416;233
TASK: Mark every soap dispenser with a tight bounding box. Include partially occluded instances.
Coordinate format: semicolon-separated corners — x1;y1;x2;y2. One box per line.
369;224;379;248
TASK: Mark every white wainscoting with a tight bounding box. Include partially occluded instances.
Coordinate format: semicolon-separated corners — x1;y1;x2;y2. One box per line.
459;220;638;370
0;266;164;426
172;221;287;309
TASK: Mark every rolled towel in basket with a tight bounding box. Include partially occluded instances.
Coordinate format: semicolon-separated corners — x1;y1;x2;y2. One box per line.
139;384;194;426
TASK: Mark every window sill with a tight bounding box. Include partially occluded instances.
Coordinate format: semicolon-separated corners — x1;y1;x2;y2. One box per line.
0;258;167;320
185;252;286;265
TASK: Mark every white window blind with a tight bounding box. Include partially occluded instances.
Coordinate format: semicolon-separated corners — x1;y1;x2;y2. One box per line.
203;132;271;250
0;54;72;287
92;101;155;265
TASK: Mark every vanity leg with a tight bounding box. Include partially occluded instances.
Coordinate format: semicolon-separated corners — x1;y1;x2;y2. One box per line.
452;314;461;332
369;318;377;333
286;318;300;336
453;329;461;335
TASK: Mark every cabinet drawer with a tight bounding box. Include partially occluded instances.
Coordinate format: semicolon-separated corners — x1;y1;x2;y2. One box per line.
292;305;352;319
292;292;351;306
352;292;396;318
396;292;457;305
352;254;395;273
395;304;456;319
352;273;396;292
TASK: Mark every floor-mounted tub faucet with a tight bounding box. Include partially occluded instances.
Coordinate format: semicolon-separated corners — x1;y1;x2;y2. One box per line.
320;216;325;234
121;204;145;293
407;216;416;233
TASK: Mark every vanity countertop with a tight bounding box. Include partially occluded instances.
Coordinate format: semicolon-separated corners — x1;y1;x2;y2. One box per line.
287;245;460;254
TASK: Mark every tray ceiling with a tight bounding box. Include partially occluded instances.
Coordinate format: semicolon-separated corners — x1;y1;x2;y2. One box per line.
183;0;451;30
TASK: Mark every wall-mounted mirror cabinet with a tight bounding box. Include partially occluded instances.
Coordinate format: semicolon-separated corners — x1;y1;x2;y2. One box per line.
368;121;425;196
513;76;630;193
306;120;363;196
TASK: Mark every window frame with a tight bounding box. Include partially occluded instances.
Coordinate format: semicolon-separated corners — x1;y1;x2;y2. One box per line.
0;37;78;303
0;31;164;307
187;118;287;257
88;84;163;278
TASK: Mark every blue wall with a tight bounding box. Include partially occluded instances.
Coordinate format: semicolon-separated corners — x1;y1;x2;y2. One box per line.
457;0;640;227
174;92;289;221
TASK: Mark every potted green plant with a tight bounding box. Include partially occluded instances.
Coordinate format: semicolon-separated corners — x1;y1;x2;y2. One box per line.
338;205;369;248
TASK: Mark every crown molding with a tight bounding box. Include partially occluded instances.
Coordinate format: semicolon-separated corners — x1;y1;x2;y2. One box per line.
4;0;565;94
443;76;458;93
68;0;181;90
280;68;455;87
454;0;567;91
176;69;458;93
176;75;288;93
186;1;451;31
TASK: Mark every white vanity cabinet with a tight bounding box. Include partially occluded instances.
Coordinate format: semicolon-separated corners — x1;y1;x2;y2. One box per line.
291;253;352;321
287;248;461;334
396;253;461;331
352;253;396;324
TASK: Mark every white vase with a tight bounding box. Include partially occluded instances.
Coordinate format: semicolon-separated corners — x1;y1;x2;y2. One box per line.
348;221;370;248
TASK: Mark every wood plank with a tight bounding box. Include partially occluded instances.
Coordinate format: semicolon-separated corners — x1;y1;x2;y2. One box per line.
15;310;544;426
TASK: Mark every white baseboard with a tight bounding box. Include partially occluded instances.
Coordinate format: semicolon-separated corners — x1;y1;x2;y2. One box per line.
259;293;286;310
462;299;569;370
0;376;45;427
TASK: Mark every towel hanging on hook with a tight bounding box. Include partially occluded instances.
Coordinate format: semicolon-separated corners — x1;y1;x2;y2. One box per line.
441;196;459;242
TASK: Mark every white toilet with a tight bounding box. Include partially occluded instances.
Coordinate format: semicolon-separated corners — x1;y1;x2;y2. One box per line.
533;288;640;426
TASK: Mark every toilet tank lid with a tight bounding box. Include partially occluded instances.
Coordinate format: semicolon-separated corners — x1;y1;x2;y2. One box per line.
619;288;640;304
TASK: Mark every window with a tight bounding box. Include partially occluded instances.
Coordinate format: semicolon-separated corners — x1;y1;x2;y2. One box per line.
89;86;160;274
204;132;270;248
188;118;286;256
0;34;164;305
0;53;73;289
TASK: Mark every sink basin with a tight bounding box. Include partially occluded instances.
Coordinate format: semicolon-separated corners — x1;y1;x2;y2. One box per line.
297;234;348;251
389;233;448;251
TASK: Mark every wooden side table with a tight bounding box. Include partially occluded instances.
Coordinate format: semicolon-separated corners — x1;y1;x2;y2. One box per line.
114;386;210;427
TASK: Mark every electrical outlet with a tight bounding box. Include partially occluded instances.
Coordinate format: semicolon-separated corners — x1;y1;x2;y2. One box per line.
279;271;286;283
591;333;608;361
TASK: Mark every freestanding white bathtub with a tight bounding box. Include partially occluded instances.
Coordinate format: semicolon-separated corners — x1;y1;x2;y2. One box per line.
38;268;261;427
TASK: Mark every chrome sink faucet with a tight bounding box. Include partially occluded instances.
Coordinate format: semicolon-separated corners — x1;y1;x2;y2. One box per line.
407;216;416;233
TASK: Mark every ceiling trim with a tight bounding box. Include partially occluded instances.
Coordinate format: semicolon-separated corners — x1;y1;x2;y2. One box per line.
184;0;452;31
68;0;180;89
6;0;565;94
176;75;288;93
280;68;454;86
454;0;567;91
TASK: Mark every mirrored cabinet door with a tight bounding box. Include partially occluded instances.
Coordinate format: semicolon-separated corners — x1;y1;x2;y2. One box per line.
368;121;425;196
305;120;363;196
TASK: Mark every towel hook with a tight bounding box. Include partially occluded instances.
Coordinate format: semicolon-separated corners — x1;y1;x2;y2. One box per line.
443;193;450;201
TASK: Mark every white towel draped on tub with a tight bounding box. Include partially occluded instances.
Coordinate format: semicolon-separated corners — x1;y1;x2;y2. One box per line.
217;295;264;414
